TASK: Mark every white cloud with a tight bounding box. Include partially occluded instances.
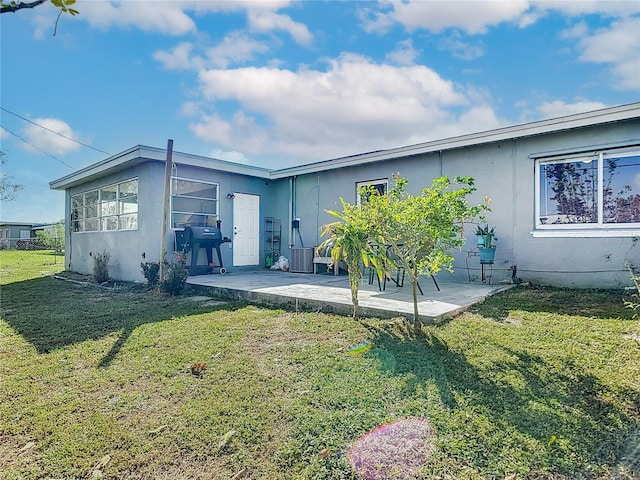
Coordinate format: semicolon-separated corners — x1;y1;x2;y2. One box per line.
362;0;640;36
154;42;203;70
189;54;502;166
189;0;293;14
179;101;203;118
536;100;609;118
357;4;396;34
210;149;251;164
206;31;270;68
385;39;419;66
439;32;484;60
363;0;531;35
154;32;270;70
559;21;589;39
575;16;640;90
248;10;313;45
530;0;640;17
79;2;196;35
20;118;82;156
74;0;310;41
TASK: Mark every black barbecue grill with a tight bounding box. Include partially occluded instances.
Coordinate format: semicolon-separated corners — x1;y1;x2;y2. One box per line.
176;220;231;275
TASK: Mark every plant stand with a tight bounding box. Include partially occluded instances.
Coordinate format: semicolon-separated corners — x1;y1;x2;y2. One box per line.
480;259;494;284
466;249;493;284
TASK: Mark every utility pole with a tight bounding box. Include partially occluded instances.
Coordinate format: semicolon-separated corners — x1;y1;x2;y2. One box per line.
159;139;173;281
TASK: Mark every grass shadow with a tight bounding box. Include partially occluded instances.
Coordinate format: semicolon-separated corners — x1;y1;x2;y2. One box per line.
470;285;637;322
1;275;240;367
362;319;639;477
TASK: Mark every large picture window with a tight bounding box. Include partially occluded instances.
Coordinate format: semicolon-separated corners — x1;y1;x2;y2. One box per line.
71;179;138;232
171;177;219;228
536;149;640;229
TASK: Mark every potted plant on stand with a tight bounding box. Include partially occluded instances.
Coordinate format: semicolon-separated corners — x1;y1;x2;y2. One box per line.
475;225;497;263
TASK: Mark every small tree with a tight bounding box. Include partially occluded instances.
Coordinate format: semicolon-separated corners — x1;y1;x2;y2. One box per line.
0;151;24;201
370;175;488;326
35;222;64;255
318;195;386;318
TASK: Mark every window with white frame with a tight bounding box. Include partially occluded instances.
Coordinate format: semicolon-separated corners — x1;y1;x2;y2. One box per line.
356;178;388;205
171;177;219;228
71;179;138;232
536;148;640;229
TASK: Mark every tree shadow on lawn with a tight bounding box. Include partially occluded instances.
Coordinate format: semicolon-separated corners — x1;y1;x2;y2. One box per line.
0;276;239;367
469;285;637;322
362;321;640;476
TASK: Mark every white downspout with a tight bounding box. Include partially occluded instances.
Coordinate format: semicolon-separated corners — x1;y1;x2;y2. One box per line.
288;177;294;249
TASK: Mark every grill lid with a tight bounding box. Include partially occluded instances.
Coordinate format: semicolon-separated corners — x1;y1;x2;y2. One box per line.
184;226;223;242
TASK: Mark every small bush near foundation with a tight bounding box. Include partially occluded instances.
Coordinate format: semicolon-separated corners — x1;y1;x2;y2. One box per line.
624;262;639;315
92;250;110;284
141;261;160;286
160;252;188;294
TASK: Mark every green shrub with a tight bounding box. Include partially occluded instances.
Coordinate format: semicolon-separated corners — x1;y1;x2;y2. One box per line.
140;261;160;286
624;263;640;318
92;250;110;284
160;252;188;294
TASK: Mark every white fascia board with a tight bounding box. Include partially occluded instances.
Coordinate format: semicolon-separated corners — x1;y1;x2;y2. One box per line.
169;149;272;179
269;102;640;179
49;146;145;190
50;145;271;190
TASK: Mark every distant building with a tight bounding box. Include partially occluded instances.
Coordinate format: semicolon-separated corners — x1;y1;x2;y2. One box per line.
0;222;37;249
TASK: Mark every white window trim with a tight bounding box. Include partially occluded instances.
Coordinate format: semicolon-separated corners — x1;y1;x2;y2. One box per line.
533;147;640;237
170;176;219;230
531;229;640;238
71;177;138;233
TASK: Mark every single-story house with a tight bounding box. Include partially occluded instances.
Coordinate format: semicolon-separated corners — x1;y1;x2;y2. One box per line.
0;222;40;249
50;102;640;288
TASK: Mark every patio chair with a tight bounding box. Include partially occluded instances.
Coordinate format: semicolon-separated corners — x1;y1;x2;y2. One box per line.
368;246;440;294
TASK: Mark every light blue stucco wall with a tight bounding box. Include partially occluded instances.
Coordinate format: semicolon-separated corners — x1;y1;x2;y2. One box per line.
62;117;639;287
288;119;640;288
65;160;279;281
65;162;163;281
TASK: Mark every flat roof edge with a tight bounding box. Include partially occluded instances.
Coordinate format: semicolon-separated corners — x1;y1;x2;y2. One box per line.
269;102;640;178
50;145;271;190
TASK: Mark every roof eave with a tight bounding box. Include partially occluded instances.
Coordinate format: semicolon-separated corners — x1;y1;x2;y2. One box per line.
50;145;272;190
49;146;144;190
269;102;640;179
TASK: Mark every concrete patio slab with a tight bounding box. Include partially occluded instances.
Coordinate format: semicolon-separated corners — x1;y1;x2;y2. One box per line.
187;270;514;322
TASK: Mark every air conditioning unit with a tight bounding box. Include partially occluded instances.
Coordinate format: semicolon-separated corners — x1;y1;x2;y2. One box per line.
289;247;314;273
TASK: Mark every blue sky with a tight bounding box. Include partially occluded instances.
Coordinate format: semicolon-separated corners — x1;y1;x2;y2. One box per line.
1;0;639;223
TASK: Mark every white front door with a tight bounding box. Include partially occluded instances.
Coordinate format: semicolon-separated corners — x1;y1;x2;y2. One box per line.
232;193;260;266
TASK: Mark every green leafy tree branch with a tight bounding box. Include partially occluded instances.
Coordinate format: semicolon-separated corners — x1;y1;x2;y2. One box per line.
1;0;79;35
368;175;488;326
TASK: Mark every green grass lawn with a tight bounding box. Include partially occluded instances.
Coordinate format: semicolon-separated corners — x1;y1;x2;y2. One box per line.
1;250;639;479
